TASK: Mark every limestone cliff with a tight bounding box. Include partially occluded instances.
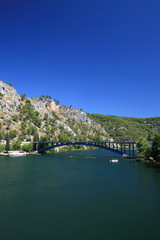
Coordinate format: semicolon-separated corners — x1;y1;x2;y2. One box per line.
0;80;109;142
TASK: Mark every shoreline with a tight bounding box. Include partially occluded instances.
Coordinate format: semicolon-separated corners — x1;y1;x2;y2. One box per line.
136;157;160;168
0;151;40;156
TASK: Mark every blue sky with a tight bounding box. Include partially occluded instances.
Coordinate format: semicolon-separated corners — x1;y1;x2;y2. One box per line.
0;0;160;118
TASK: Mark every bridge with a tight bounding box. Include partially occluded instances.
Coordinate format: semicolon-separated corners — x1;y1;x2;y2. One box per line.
33;141;137;157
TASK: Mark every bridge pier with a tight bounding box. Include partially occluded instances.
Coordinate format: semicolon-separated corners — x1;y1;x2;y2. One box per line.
133;143;135;156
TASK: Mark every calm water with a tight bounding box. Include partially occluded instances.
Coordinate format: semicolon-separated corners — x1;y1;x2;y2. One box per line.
0;150;160;240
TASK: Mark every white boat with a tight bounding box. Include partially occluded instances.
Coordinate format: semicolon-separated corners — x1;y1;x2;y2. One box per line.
110;159;118;162
9;151;26;157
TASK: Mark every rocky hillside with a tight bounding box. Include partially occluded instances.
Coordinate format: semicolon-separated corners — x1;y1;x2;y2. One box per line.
0;80;109;144
1;80;159;147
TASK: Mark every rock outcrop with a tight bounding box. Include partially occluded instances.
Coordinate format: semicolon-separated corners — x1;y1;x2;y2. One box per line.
0;80;109;142
59;105;106;134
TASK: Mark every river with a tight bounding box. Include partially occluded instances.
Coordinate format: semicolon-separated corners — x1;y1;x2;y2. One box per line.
0;150;160;240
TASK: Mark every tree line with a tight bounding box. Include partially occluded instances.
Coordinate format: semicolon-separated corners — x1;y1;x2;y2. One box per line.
137;135;160;163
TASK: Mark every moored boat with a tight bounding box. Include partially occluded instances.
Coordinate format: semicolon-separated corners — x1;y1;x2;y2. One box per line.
110;159;118;162
9;151;26;157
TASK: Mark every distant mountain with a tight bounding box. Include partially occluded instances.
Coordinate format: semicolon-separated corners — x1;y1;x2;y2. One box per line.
88;113;160;141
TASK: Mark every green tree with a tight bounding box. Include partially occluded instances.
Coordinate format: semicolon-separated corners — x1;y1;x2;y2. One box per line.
33;133;39;142
11;139;22;150
0;93;4;98
21;121;27;130
27;124;38;136
46;126;50;134
9;130;17;140
20;94;26;101
22;128;27;136
22;142;33;152
6;118;12;131
52;111;60;120
0;129;5;140
51;126;56;135
20;101;41;127
12;114;19;122
0;143;5;152
35;111;40;116
56;100;60;105
5;133;10;152
40;135;50;142
137;137;152;160
147;133;153;141
19;135;25;141
49;118;56;126
151;135;160;161
0;132;2;141
59;133;68;141
9;82;13;87
44;113;48;120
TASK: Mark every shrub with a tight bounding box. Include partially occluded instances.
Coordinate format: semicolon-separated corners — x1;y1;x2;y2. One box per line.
12;114;19;122
22;142;33;152
0;144;5;152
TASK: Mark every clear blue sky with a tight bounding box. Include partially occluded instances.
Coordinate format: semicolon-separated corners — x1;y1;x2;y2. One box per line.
0;0;160;118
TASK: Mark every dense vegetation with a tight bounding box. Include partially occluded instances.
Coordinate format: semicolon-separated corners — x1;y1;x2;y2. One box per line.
137;135;160;163
0;98;104;152
88;113;160;141
1;91;160;154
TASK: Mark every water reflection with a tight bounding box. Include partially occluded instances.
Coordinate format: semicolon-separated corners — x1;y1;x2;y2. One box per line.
0;150;160;240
